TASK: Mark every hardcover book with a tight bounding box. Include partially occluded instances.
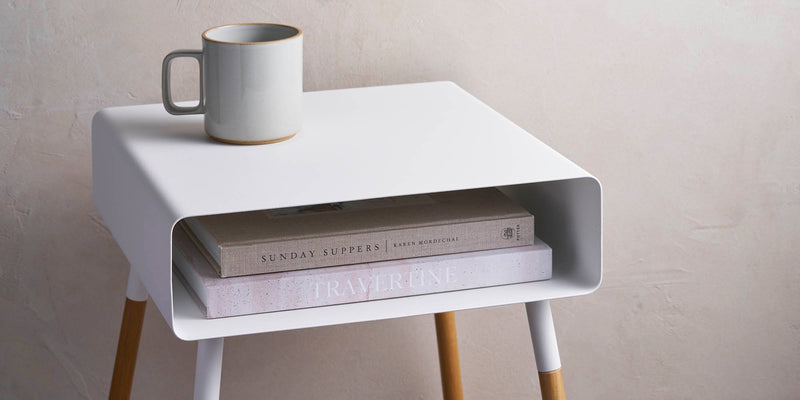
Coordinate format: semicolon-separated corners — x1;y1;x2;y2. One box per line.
184;188;535;277
172;223;552;318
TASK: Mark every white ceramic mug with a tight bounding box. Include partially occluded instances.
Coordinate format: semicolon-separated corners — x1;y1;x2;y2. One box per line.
162;23;303;145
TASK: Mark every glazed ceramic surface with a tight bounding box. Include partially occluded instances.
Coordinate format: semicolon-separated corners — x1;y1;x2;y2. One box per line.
162;23;303;144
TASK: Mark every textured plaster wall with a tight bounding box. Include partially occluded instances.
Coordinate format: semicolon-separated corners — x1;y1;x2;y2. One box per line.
1;1;799;399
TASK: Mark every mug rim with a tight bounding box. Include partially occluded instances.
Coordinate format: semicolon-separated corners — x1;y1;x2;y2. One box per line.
202;23;302;45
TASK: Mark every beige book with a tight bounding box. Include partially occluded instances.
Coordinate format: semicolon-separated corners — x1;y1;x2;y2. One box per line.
183;188;534;277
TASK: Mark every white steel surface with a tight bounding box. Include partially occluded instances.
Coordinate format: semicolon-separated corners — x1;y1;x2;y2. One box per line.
125;267;148;302
92;81;602;340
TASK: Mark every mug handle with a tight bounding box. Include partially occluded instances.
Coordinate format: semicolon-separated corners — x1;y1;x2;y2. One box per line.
161;50;205;115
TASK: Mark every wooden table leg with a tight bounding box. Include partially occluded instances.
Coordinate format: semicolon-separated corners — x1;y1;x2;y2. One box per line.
526;300;566;400
109;268;149;400
434;312;464;400
538;369;566;400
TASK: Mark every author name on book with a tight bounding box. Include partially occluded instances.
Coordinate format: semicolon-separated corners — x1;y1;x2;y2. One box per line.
392;236;460;248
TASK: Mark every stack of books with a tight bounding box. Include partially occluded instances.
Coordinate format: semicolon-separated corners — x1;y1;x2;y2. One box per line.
172;188;552;318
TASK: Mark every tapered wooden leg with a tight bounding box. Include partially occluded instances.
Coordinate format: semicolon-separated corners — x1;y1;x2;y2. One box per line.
538;369;566;400
434;312;464;400
109;269;149;400
109;299;147;399
526;300;566;400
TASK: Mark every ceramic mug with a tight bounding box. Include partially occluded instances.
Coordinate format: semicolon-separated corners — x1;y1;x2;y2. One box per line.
162;23;303;145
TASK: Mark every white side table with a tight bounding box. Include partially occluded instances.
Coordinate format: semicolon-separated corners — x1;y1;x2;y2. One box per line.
93;82;602;400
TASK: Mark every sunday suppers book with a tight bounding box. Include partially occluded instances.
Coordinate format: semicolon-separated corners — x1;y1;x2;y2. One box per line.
172;223;552;318
184;188;535;277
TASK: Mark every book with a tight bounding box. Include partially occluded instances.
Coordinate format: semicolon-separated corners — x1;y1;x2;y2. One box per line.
184;188;534;277
172;223;552;318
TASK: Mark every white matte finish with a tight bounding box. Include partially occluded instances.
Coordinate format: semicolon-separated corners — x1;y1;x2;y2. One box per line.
125;266;148;302
193;337;224;400
92;81;602;340
526;300;561;373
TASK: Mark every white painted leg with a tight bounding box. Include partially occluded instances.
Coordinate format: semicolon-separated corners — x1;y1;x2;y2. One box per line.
193;337;224;400
526;300;561;373
525;300;566;400
126;267;148;302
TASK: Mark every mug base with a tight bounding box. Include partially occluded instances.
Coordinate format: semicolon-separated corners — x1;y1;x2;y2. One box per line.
207;132;297;145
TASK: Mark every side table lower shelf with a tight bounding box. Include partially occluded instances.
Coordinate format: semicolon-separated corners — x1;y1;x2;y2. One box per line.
171;269;596;340
110;268;571;400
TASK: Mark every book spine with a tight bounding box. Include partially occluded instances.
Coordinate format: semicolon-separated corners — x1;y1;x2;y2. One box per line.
219;216;534;277
188;244;551;319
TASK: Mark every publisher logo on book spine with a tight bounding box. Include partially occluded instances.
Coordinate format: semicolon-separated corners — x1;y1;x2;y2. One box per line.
502;224;522;241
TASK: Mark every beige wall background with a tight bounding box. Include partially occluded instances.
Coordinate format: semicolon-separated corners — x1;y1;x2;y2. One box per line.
2;1;799;399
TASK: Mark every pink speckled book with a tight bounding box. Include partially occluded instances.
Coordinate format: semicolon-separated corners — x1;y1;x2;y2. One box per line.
172;222;551;318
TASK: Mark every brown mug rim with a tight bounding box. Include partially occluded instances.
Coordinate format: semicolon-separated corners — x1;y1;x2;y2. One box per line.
202;23;302;45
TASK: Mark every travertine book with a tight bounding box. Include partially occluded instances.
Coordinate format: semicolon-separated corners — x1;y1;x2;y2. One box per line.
184;188;534;277
172;223;552;318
